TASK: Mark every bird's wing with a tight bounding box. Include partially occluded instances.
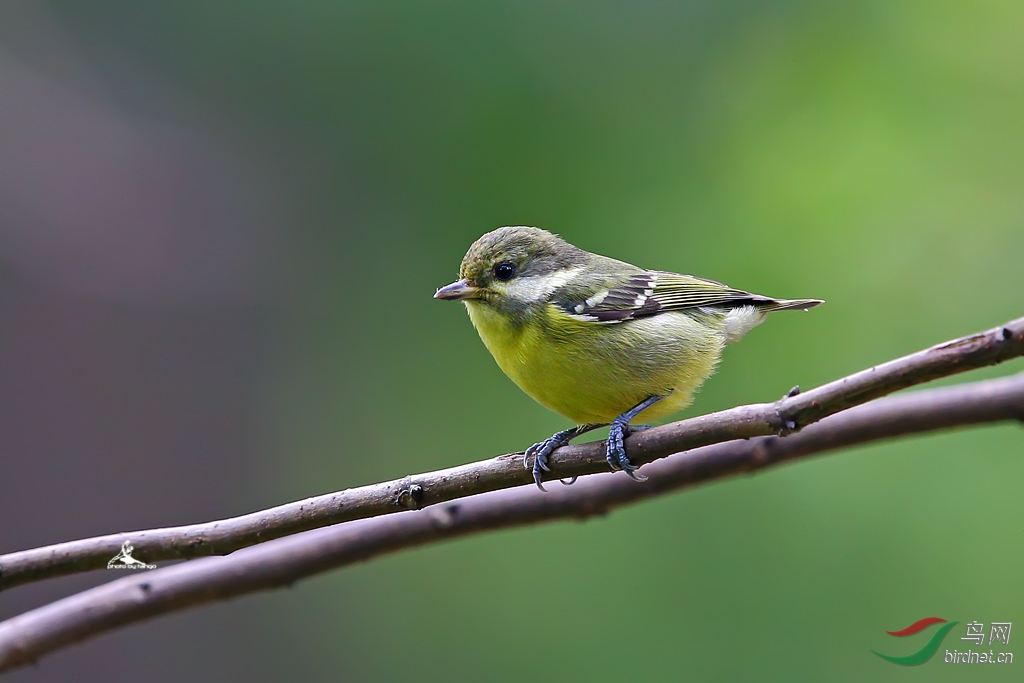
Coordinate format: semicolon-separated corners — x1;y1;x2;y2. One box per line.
561;270;776;323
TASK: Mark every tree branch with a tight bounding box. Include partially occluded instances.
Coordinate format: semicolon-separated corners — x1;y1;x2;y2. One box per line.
1;371;1022;671
1;317;1022;593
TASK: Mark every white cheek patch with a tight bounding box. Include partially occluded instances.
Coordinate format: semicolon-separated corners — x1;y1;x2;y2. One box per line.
502;267;583;303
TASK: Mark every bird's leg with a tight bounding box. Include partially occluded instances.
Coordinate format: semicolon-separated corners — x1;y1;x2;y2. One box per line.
606;394;667;481
525;423;605;491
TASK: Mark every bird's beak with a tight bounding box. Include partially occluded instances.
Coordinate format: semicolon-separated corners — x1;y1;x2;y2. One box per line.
434;279;481;301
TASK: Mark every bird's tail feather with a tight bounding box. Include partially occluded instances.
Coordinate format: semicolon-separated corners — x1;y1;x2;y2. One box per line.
767;298;825;312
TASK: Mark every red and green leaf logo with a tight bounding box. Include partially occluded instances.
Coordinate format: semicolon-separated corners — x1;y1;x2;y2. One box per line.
872;617;958;666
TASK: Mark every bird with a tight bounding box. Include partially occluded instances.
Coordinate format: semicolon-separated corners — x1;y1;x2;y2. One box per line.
434;226;822;489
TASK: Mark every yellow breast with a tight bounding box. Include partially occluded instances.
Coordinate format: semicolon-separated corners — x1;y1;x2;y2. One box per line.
465;301;724;424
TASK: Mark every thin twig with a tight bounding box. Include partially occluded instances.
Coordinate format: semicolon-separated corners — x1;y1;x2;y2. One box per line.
0;371;1021;672
1;317;1022;592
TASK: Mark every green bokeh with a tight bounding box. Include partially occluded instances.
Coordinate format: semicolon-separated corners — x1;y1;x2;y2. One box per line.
54;1;1024;679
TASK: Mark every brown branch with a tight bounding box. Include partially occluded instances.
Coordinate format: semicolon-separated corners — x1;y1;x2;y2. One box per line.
1;316;1022;593
0;371;1022;672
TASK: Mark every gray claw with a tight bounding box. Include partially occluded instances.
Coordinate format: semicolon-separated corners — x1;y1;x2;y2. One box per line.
526;435;562;490
605;423;648;481
525;423;606;491
604;394;666;482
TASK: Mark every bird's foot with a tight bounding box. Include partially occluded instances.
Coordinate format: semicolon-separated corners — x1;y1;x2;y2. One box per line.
525;424;603;491
605;394;667;482
524;432;570;490
606;424;649;481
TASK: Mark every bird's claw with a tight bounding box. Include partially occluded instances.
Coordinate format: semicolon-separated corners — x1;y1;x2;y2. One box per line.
525;434;567;491
524;424;605;490
606;423;648;482
604;393;666;482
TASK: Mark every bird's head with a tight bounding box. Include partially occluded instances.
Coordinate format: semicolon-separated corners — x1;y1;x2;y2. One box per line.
434;227;586;311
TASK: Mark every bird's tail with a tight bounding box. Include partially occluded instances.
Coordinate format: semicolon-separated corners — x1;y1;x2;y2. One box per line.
766;298;825;312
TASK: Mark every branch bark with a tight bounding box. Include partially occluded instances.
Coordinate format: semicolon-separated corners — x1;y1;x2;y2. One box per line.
0;371;1022;672
1;317;1022;592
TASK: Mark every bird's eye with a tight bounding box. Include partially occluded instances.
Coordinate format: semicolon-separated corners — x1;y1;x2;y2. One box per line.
493;262;516;281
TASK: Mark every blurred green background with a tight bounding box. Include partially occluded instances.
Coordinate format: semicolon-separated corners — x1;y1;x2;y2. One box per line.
1;1;1022;681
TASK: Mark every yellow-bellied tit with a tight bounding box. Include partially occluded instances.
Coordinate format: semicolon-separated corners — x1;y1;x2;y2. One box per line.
435;226;822;489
